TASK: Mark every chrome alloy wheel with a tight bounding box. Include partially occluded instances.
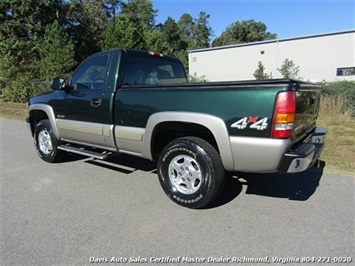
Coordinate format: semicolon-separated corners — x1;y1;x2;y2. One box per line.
38;129;53;155
168;155;202;194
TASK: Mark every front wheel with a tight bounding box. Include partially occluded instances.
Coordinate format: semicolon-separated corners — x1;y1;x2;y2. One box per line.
157;137;225;208
33;120;64;163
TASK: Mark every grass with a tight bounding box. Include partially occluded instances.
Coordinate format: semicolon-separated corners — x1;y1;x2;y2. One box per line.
0;101;28;120
1;98;354;176
317;95;355;176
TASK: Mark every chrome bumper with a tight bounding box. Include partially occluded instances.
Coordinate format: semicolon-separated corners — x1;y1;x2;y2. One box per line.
278;127;327;173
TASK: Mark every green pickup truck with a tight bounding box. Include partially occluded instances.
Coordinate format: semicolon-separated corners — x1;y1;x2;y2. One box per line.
27;49;327;208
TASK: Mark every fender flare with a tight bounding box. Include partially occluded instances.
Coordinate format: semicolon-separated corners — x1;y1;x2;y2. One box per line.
28;104;60;139
144;111;235;171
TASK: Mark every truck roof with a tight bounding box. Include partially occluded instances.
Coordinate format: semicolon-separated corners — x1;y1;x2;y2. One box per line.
91;48;181;62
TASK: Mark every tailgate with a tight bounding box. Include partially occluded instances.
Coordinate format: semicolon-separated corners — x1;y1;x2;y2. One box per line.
291;83;321;144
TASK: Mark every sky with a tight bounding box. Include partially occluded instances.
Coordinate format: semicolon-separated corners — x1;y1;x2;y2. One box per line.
152;0;354;41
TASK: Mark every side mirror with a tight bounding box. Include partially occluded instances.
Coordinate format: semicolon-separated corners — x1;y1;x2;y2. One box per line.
50;78;66;90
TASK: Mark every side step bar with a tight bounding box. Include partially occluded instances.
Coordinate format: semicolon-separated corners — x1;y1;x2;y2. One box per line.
58;145;110;160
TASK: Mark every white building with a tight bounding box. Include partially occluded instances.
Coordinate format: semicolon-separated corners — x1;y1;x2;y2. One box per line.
188;30;355;82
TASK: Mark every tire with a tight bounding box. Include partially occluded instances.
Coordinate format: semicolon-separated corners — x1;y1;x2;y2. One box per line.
33;119;64;163
157;137;225;208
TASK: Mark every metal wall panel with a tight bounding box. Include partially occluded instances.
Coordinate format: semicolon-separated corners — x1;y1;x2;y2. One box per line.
189;30;354;82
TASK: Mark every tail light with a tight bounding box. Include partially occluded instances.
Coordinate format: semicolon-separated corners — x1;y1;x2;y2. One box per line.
271;91;296;139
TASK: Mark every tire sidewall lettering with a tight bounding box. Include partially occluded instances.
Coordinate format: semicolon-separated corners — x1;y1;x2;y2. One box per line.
158;140;214;207
161;146;197;163
173;193;204;204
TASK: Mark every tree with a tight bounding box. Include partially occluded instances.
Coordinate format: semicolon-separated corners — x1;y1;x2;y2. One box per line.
102;0;162;51
102;0;123;19
39;20;76;81
0;0;66;71
66;0;108;62
144;28;171;54
102;14;145;50
159;17;188;54
212;19;277;47
1;0;65;41
193;12;213;48
120;0;157;29
175;12;213;70
253;61;270;80
177;12;213;50
0;0;65;101
177;13;194;48
277;59;300;79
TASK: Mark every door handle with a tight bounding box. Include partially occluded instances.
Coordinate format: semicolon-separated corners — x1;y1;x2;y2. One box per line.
91;98;102;107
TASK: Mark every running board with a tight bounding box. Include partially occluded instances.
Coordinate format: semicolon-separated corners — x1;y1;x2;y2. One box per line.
58;145;110;160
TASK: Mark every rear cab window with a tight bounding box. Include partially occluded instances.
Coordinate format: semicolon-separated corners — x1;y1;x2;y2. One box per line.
122;51;187;86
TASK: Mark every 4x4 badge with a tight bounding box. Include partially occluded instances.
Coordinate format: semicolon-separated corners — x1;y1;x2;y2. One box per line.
231;116;268;130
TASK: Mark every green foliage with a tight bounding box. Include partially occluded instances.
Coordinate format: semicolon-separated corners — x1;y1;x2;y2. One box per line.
39;20;77;81
319;80;355;104
212;20;277;47
1;0;64;41
144;28;171;54
318;80;355;118
120;0;157;28
0;0;277;102
177;13;194;47
188;73;207;83
177;12;213;50
277;59;300;79
102;0;165;53
192;12;214;48
102;15;145;50
159;17;188;54
1;73;45;103
174;12;213;70
0;25;41;102
253;61;270;80
319;80;355;94
0;0;65;102
66;0;108;62
102;0;123;19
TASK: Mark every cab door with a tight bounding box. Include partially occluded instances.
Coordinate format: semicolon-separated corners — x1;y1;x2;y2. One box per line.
54;54;111;147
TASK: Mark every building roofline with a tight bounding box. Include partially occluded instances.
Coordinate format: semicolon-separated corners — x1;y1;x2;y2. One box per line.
188;29;355;54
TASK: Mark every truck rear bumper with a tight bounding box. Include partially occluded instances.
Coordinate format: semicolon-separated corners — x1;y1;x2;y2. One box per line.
278;127;327;173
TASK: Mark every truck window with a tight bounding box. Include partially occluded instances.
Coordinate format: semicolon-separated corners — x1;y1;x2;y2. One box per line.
71;55;109;90
122;54;187;86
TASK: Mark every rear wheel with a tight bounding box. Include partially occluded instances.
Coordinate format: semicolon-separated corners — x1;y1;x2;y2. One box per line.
157;137;225;208
34;120;64;163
